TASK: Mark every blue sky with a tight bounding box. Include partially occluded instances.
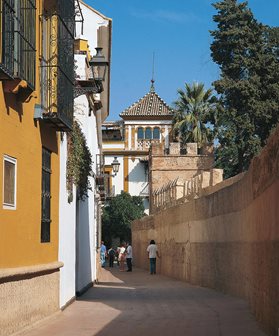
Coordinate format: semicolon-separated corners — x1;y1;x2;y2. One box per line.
86;0;279;120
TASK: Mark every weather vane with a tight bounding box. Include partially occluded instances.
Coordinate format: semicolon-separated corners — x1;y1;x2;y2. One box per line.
150;52;155;92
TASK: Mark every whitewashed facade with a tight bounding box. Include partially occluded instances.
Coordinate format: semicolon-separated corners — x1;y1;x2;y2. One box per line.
103;86;174;214
59;2;111;307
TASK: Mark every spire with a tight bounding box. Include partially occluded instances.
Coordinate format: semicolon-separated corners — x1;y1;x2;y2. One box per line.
150;52;155;92
150;79;155;92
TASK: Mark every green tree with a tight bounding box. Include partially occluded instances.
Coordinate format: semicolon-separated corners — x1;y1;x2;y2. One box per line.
101;191;145;246
210;0;279;177
172;82;216;149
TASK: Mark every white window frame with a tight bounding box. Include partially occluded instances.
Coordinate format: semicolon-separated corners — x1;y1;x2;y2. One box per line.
3;155;17;210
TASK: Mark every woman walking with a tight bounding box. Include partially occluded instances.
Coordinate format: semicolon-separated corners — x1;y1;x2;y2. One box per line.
118;243;126;271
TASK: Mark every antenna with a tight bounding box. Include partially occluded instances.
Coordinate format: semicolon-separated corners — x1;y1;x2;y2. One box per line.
150;52;155;92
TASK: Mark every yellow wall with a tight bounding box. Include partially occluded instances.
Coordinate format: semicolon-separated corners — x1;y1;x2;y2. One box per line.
0;1;59;268
123;156;129;193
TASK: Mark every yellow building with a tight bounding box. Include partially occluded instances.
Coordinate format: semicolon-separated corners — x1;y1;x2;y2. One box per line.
0;1;76;334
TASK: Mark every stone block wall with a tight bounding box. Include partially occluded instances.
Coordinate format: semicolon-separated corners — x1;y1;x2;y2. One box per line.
133;126;279;335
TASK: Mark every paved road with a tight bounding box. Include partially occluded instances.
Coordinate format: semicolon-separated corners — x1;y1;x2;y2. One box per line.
19;267;266;336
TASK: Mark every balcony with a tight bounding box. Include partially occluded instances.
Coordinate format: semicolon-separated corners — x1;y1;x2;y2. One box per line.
0;0;36;89
137;139;160;151
39;0;75;131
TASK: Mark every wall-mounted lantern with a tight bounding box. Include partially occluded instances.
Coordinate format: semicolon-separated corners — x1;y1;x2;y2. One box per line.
111;157;120;175
89;47;109;84
74;47;109;98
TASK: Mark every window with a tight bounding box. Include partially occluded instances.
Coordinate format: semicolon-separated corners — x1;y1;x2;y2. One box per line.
41;148;51;243
3;155;16;209
153;127;160;139
0;0;36;88
145;127;152;140
138;127;144;139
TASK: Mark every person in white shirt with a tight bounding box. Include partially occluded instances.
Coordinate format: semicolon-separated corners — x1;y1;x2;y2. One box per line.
118;244;126;271
126;242;133;272
146;240;160;274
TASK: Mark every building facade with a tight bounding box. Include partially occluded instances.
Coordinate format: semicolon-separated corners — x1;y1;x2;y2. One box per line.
103;84;174;213
0;1;76;334
59;1;112;307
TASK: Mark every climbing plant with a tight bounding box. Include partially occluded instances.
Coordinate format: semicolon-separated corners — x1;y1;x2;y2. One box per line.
66;120;92;202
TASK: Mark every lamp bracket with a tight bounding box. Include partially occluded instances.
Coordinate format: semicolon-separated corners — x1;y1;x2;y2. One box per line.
74;79;103;98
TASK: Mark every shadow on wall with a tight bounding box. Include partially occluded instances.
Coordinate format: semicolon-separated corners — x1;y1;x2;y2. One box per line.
128;160;147;184
76;197;92;295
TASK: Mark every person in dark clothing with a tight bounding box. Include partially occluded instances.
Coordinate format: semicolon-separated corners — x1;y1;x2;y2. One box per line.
108;247;116;267
126;242;133;272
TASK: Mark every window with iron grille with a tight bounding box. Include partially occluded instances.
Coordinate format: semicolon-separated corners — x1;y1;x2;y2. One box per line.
0;0;36;89
41;148;51;243
40;0;75;131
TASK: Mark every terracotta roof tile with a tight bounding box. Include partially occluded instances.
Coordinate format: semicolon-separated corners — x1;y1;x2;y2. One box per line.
120;90;174;117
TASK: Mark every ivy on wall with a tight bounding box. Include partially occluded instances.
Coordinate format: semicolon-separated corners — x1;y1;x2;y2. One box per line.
66;120;92;202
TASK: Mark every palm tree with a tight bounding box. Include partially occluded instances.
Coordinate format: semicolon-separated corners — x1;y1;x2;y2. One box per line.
173;82;216;149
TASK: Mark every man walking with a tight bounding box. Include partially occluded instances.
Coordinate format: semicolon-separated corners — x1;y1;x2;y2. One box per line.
126;242;133;272
147;240;160;274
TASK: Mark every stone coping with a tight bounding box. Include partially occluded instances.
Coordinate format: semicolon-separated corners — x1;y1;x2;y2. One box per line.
0;261;64;280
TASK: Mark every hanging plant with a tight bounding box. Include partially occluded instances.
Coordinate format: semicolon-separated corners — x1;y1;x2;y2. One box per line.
66;120;92;202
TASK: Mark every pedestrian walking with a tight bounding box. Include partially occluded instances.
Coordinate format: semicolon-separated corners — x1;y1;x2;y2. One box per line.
126;242;133;272
100;241;107;267
108;247;116;267
147;240;160;274
118;243;126;271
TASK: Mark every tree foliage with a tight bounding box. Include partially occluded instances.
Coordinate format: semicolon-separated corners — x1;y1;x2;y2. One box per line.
172;82;217;149
210;0;279;177
102;191;145;245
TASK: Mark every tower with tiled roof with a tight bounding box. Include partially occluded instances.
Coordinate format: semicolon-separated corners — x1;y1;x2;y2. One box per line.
102;81;174;214
119;81;174;152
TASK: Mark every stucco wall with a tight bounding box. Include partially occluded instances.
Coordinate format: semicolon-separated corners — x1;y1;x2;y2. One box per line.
59;135;76;308
128;158;148;197
132;126;279;335
0;263;61;336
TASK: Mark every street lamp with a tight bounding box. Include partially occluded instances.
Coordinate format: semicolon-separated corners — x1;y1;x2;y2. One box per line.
89;47;109;84
111;157;120;174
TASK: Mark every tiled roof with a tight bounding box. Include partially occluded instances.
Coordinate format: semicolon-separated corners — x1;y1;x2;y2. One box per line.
120;89;174;118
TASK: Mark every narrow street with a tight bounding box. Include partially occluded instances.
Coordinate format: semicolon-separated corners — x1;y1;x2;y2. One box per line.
18;267;266;336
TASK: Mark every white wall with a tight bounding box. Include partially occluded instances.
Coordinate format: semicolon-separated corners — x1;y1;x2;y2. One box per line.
128;158;147;196
104;155;124;195
59;21;102;304
74;81;98;293
76;4;110;52
59;136;76;308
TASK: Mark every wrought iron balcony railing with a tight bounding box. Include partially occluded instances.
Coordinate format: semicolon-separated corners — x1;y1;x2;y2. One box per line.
0;0;36;89
39;0;75;131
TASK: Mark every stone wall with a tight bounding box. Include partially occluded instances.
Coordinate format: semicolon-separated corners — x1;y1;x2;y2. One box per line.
0;263;62;336
149;143;215;213
133;127;279;335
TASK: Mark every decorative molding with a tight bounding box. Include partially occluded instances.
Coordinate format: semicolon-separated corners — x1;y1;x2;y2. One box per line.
0;262;64;280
